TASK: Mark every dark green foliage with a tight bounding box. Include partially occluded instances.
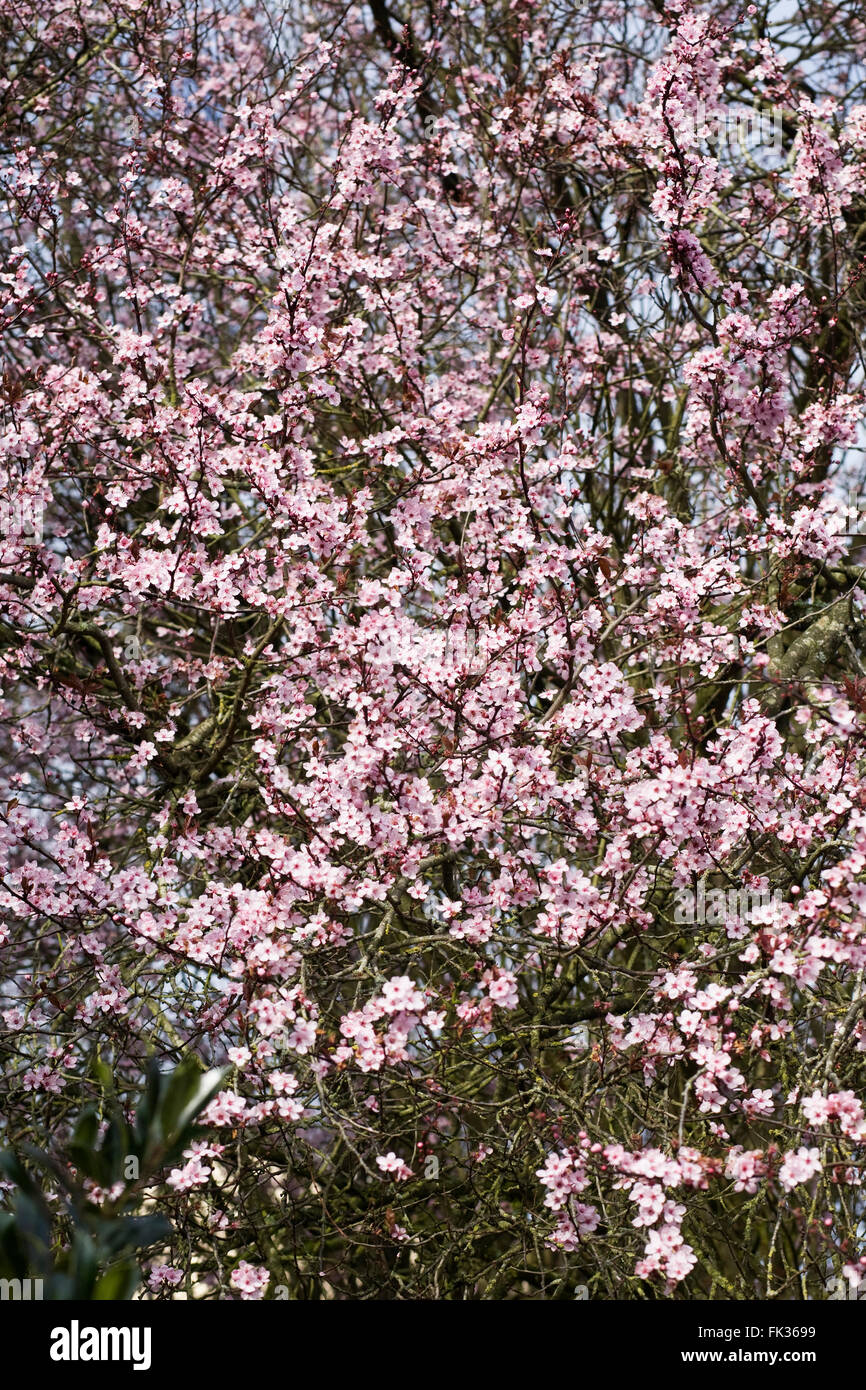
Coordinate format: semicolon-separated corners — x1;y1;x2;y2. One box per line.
0;1055;227;1299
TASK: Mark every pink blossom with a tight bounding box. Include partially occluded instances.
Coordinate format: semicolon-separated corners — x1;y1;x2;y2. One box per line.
230;1262;270;1300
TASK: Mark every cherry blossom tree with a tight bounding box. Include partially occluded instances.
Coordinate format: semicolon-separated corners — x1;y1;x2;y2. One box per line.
2;0;866;1300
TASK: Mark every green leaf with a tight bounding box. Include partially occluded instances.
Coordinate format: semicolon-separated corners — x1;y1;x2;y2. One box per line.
72;1107;101;1152
97;1212;172;1257
67;1108;112;1185
0;1150;39;1196
89;1049;114;1097
93;1261;140;1301
102;1113;134;1186
165;1065;229;1141
133;1058;165;1155
159;1056;203;1138
0;1213;30;1279
68;1228;99;1298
